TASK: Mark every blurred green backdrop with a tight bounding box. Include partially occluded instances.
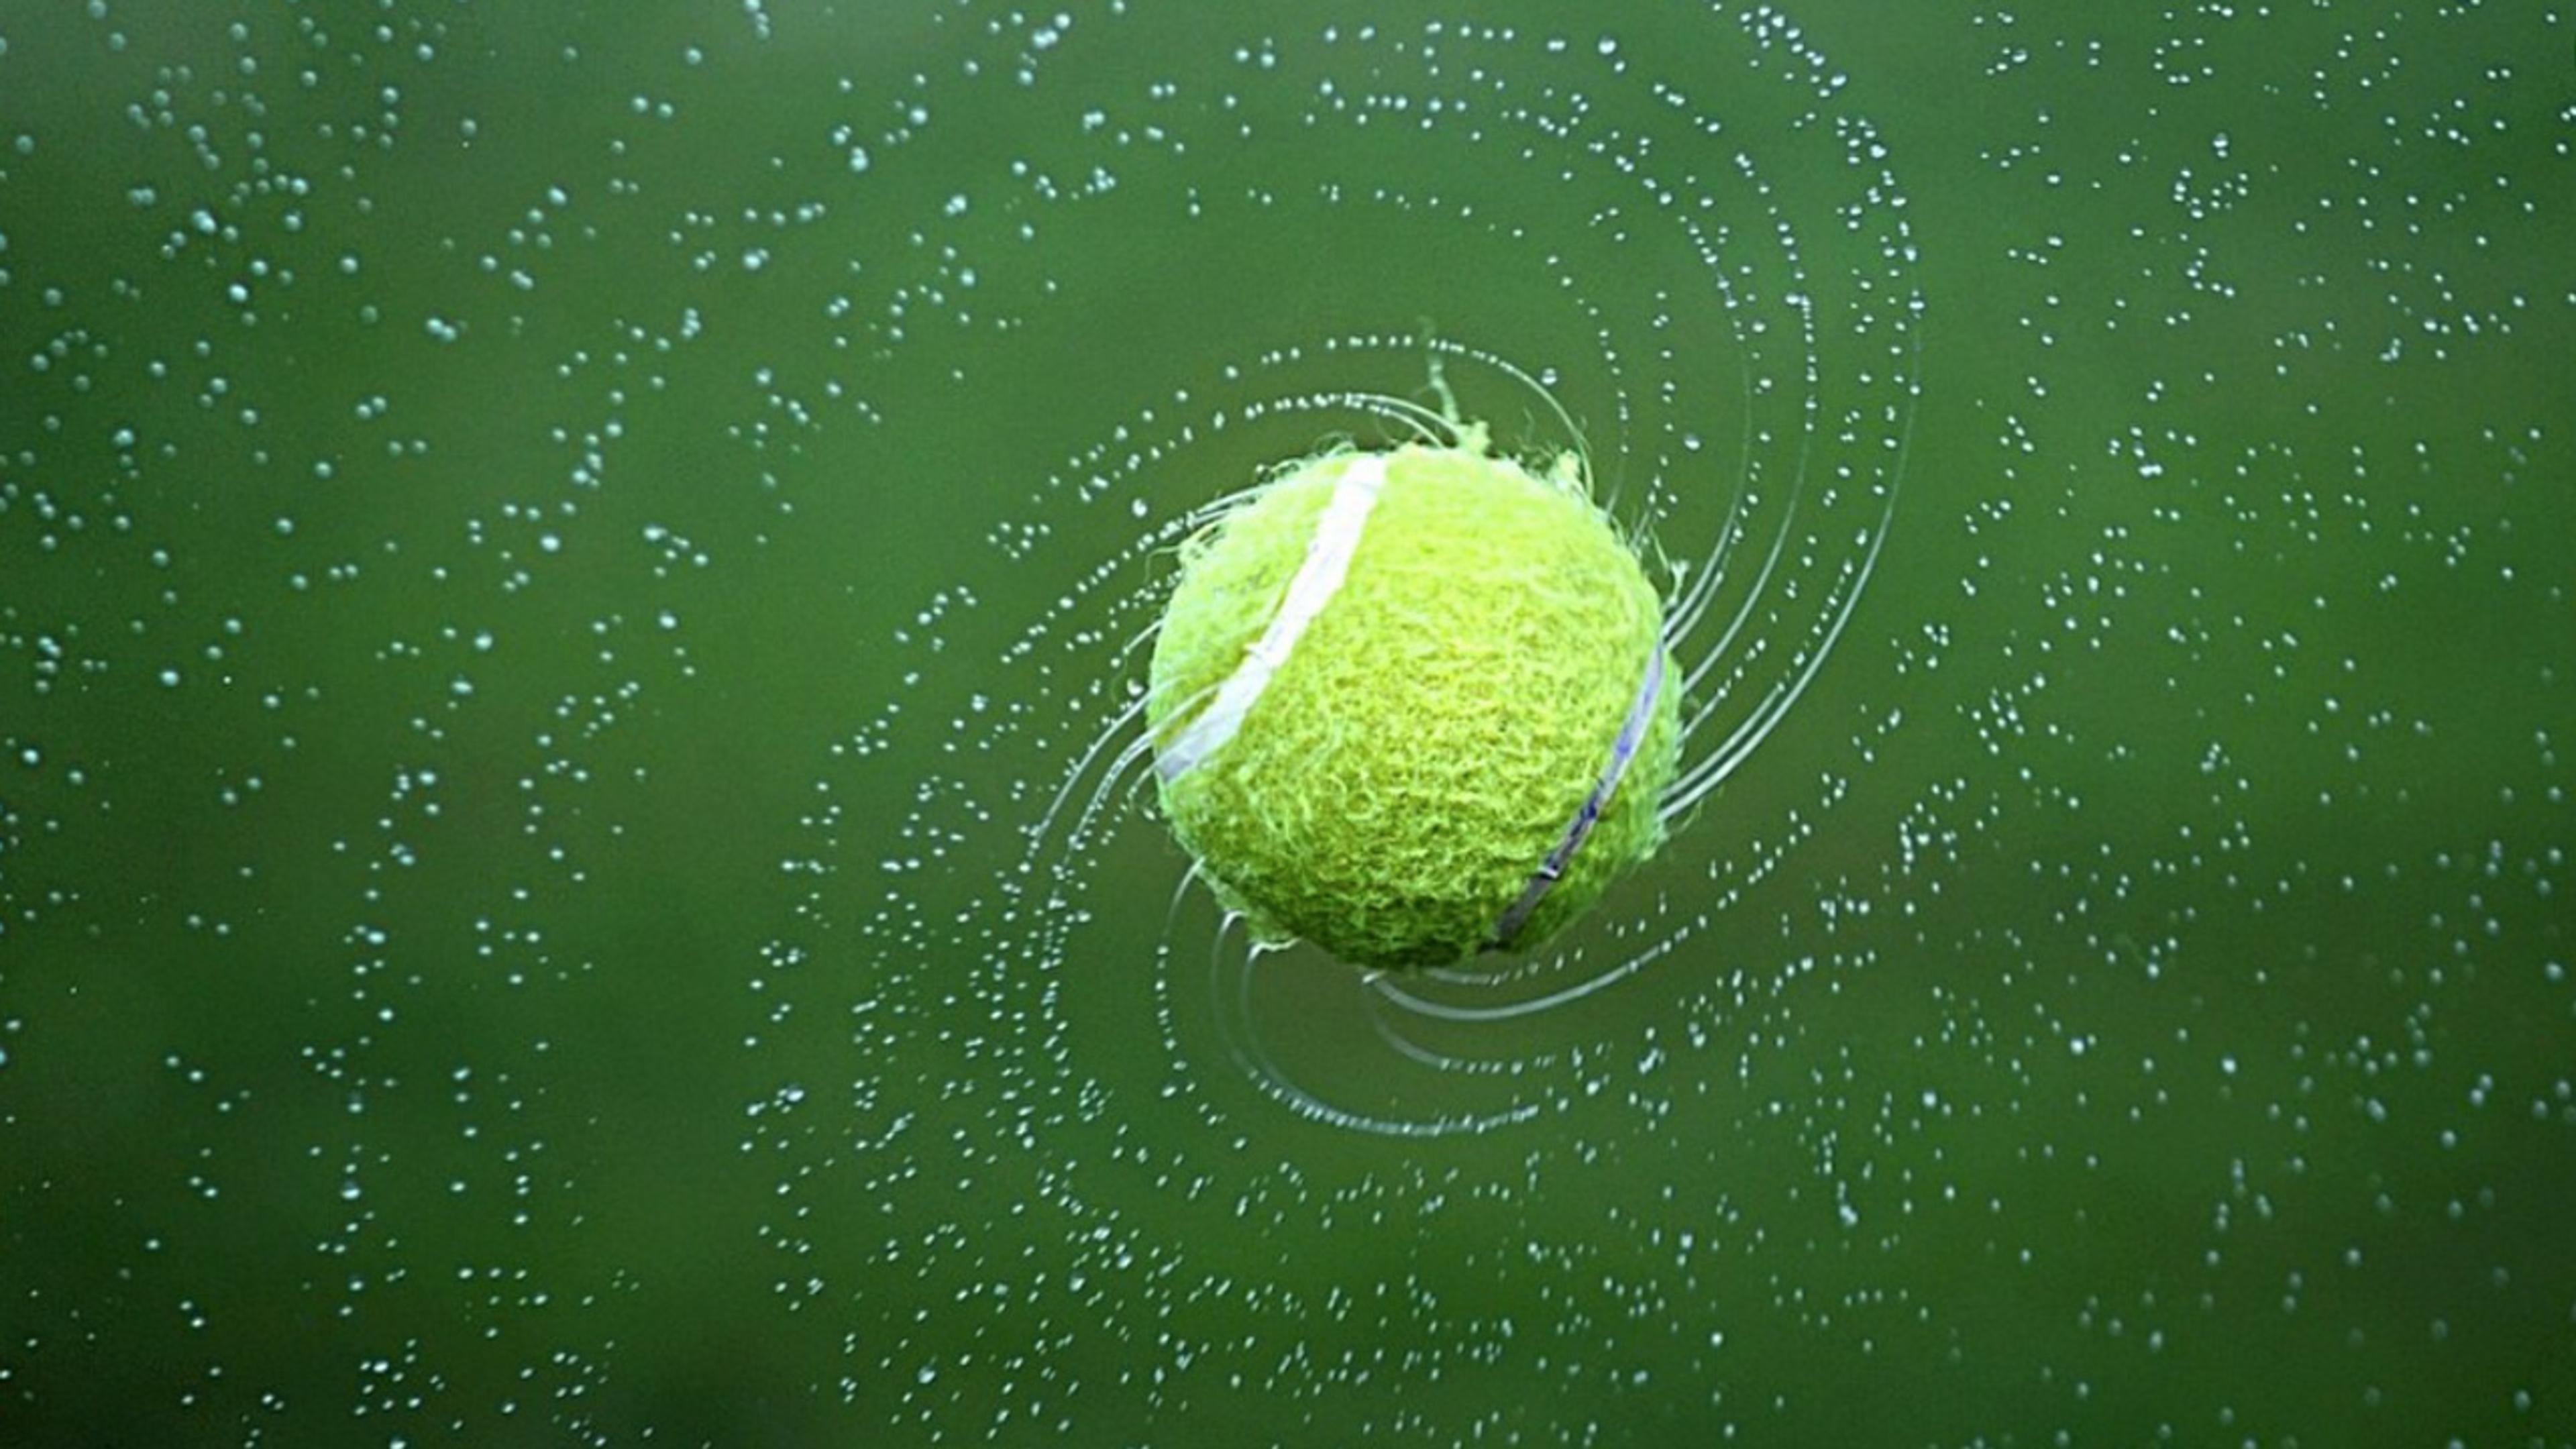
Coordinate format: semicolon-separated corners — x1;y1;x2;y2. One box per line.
2;2;2569;1446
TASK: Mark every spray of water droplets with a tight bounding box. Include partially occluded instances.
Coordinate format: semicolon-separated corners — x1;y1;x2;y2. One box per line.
733;7;1919;1427
5;0;2569;1442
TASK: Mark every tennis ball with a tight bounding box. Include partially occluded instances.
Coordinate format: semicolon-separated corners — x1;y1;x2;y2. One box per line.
1146;431;1681;970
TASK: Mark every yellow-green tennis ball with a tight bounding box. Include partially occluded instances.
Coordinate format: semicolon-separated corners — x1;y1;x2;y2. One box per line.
1146;436;1682;971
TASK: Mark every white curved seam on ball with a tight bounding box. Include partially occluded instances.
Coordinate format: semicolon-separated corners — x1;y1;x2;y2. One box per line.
1491;636;1664;950
1155;454;1387;784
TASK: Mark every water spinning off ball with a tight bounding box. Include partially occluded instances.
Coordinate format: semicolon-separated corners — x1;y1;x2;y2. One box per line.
1146;425;1682;970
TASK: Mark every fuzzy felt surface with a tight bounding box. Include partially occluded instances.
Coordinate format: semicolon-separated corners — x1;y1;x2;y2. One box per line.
1147;440;1680;970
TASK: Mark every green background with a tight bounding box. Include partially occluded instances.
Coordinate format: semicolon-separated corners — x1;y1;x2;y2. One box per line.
2;2;2569;1445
